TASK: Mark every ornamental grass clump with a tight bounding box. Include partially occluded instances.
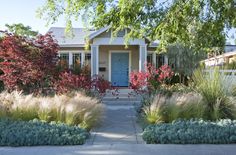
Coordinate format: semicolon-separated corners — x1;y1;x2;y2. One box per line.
193;68;236;120
0;91;104;130
142;95;166;124
142;92;204;125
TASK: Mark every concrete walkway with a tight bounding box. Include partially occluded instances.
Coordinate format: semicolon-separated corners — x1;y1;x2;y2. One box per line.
86;105;143;145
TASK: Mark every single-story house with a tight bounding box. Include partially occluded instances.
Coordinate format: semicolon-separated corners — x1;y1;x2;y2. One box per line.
49;26;168;87
204;50;236;67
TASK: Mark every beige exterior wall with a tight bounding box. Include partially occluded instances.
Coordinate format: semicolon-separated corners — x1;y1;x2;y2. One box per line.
98;45;139;81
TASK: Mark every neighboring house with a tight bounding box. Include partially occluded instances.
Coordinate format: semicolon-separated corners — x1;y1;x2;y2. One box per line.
204;50;236;67
49;26;168;87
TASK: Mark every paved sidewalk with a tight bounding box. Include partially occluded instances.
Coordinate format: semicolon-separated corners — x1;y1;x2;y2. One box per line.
86;105;144;145
1;144;236;155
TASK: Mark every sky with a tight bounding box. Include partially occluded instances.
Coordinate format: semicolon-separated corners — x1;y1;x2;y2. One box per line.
0;0;83;34
0;0;235;44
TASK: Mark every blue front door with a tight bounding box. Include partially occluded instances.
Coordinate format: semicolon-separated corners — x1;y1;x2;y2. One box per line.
111;53;129;86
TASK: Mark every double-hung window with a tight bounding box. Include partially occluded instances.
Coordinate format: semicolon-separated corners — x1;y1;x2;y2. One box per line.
72;53;81;68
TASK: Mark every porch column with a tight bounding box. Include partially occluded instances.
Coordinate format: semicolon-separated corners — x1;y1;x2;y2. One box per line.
152;52;157;68
91;45;99;77
69;52;73;68
164;55;168;65
139;44;147;71
81;52;85;66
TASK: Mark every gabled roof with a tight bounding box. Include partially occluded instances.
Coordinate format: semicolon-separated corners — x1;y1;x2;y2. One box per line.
49;26;155;47
88;26;111;40
48;27;95;47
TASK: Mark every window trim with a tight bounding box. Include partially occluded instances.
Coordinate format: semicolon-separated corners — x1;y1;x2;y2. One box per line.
58;50;90;68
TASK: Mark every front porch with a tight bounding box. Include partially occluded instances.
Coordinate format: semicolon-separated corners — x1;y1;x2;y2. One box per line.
90;44;168;87
91;45;147;86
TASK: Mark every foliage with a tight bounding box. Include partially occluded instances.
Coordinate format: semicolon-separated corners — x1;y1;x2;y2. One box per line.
0;91;104;130
38;0;236;52
193;68;236;120
142;95;164;124
154;83;195;97
54;72;111;94
0;31;59;94
0;32;111;95
167;44;206;83
5;23;38;38
54;72;92;94
223;60;236;70
232;85;236;96
92;75;112;94
142;119;236;144
141;93;204;127
0;118;89;146
130;64;174;91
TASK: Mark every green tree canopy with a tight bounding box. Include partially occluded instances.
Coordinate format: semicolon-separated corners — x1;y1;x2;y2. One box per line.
167;43;206;83
37;0;236;52
5;23;38;38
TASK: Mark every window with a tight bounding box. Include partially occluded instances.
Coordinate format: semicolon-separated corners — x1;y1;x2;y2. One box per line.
59;53;69;68
156;54;165;68
72;53;81;68
147;53;153;64
84;53;91;66
59;53;69;62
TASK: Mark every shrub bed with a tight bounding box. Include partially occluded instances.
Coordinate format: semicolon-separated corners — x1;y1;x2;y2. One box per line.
142;119;236;144
0;118;89;146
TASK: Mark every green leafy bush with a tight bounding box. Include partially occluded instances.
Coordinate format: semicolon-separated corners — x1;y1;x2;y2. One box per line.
0;118;89;146
143;119;236;144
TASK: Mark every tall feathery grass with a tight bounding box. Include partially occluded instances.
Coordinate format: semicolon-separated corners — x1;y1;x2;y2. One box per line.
0;91;104;130
193;68;236;120
142;92;204;125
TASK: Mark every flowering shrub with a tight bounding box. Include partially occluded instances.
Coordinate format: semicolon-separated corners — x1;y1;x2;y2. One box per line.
130;64;174;91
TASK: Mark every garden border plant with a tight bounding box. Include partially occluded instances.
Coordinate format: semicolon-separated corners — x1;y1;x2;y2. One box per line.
143;119;236;144
0;118;89;146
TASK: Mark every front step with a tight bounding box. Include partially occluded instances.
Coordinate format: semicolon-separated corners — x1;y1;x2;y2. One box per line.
102;96;141;101
102;89;141;106
102;100;141;105
102;89;142;106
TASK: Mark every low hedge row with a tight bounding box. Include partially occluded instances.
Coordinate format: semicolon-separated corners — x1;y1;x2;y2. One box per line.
0;119;89;146
142;119;236;144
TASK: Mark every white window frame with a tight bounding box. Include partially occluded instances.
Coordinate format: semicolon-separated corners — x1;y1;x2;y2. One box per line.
58;50;90;68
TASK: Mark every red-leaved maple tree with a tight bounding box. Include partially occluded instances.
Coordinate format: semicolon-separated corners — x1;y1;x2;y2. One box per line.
0;31;112;95
0;31;59;93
